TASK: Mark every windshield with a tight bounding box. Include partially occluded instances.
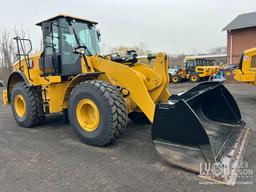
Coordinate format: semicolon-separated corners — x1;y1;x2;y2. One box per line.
71;21;100;55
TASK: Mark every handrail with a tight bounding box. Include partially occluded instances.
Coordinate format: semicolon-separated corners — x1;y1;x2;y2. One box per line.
13;36;33;82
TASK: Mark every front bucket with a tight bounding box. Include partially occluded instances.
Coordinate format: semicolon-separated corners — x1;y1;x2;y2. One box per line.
152;81;251;186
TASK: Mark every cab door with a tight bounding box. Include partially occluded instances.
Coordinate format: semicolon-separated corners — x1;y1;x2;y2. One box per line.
39;21;61;75
58;18;82;76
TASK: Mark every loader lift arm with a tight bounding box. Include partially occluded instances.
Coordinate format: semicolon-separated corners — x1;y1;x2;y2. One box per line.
92;52;170;122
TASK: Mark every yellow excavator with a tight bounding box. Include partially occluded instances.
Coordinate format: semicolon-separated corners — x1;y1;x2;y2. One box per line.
234;47;256;86
1;15;250;186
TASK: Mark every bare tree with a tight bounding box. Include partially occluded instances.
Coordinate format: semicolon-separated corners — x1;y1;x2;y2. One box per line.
208;46;227;54
0;27;30;84
0;30;16;84
169;54;187;67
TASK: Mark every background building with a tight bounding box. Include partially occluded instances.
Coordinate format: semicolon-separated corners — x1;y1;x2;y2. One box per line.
223;12;256;64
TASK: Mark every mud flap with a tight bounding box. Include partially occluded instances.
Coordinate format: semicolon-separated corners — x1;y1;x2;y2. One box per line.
152;81;251;186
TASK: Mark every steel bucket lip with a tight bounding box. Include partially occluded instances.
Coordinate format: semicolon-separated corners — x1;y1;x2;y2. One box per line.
152;139;203;173
199;127;251;186
152;128;251;186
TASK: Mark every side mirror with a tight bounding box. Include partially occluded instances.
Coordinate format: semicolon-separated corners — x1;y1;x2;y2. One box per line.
97;29;101;42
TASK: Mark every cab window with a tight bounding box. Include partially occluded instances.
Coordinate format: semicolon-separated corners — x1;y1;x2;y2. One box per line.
44;21;59;55
251;55;256;68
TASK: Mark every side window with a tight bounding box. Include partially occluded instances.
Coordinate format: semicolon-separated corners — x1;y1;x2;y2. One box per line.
187;60;195;68
193;60;196;68
251;55;256;68
45;35;52;55
187;61;191;68
52;23;59;52
59;18;79;65
185;61;188;68
64;34;76;46
190;61;194;68
79;30;91;46
44;21;59;55
197;60;200;66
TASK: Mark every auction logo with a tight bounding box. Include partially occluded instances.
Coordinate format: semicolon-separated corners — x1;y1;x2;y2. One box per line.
199;161;253;185
200;162;229;178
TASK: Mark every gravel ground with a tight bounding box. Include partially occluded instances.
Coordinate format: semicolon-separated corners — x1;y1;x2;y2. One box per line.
0;82;255;192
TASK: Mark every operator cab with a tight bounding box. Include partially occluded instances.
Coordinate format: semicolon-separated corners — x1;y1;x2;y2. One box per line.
184;58;215;72
36;15;101;76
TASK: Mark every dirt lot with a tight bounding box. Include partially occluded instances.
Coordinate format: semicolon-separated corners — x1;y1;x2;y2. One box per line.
0;83;255;192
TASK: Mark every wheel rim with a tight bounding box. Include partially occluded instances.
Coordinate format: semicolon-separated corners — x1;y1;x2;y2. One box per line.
173;77;178;82
191;76;197;81
76;98;100;132
14;94;26;118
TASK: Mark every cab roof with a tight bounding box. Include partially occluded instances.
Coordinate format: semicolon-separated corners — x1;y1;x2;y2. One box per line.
36;14;98;26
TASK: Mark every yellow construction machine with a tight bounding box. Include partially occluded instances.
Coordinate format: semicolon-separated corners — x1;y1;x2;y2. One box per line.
234;47;256;86
171;56;220;83
1;15;251;185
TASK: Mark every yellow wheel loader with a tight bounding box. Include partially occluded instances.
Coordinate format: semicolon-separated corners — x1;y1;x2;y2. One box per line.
234;47;256;86
1;15;251;186
171;57;220;83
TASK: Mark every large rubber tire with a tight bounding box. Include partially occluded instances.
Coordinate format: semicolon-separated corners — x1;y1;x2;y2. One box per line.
128;112;151;124
189;74;200;82
68;80;128;146
11;82;45;127
171;75;182;84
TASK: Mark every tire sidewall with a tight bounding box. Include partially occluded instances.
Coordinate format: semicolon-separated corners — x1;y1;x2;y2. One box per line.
69;86;113;143
190;74;199;82
172;75;181;83
172;76;178;83
11;85;31;126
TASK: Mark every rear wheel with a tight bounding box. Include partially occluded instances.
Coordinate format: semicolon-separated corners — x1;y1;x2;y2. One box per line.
189;74;200;82
68;80;128;146
171;75;182;84
128;111;151;124
11;82;45;127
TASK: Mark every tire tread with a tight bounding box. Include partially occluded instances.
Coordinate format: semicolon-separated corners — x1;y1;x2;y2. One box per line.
69;80;127;146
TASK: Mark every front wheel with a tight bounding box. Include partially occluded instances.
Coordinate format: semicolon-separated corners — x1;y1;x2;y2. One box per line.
171;75;182;84
189;74;200;82
68;80;128;146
